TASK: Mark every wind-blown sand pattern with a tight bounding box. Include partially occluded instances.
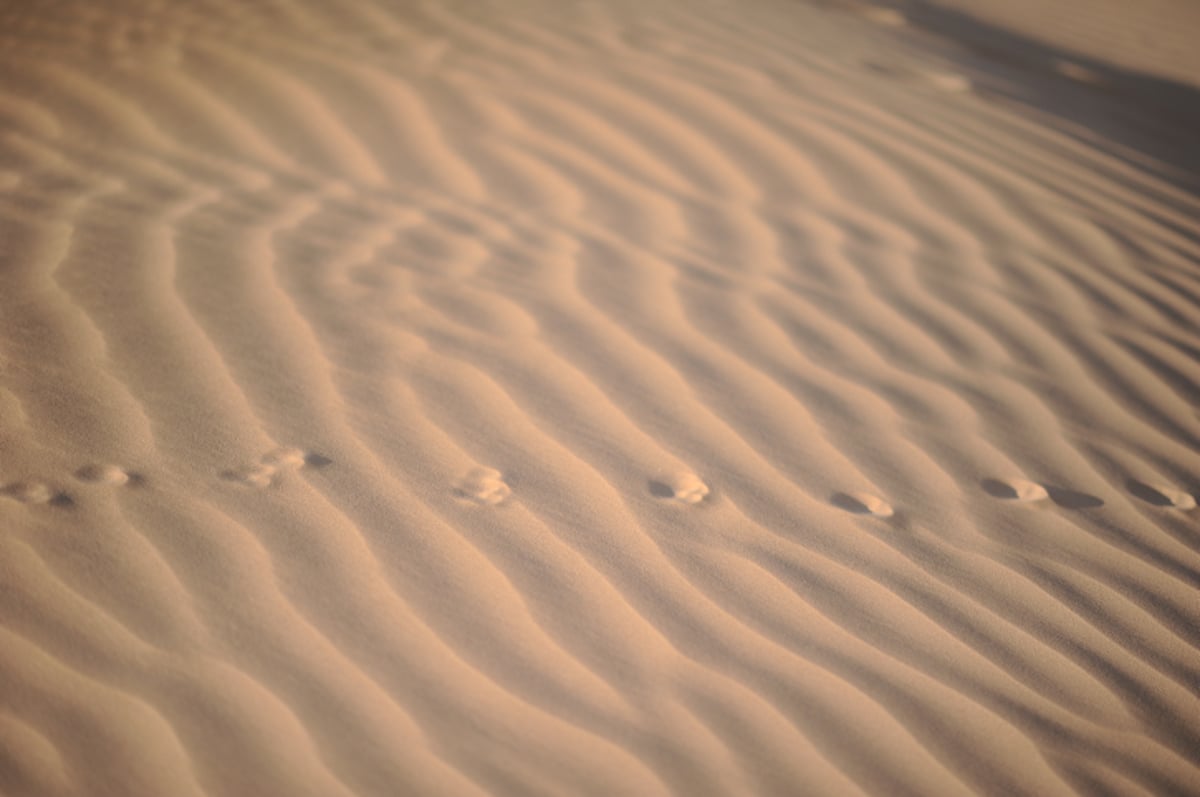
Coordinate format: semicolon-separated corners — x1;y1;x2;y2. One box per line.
1;0;1198;795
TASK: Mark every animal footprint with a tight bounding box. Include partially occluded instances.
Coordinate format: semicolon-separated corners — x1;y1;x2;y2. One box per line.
1128;480;1196;510
222;447;329;489
261;447;308;469
0;480;57;505
221;463;277;489
75;464;140;487
982;478;1049;503
865;61;972;93
982;478;1104;509
454;467;512;506
831;491;895;517
649;472;710;505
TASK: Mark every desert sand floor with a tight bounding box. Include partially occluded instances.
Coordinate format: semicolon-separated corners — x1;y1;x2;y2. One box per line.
1;0;1199;795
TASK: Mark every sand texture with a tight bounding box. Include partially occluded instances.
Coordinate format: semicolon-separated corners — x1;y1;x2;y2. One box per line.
1;0;1199;795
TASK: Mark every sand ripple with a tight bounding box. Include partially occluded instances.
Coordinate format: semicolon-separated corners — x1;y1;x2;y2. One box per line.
0;0;1198;795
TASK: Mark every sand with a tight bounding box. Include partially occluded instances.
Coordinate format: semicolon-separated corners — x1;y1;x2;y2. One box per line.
0;0;1198;795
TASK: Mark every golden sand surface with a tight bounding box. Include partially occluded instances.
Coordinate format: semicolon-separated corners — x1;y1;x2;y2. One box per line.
1;1;1198;795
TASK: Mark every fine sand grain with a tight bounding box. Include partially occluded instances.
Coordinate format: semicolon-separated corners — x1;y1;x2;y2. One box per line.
1;0;1198;795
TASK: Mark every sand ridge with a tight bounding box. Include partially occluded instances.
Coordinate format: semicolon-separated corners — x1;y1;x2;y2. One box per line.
0;0;1198;795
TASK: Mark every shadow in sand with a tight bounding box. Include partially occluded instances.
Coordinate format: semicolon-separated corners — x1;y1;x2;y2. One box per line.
304;453;334;468
890;0;1200;198
831;492;874;514
980;478;1021;499
648;480;676;498
979;478;1103;508
1126;478;1197;508
49;492;75;508
1045;485;1104;509
1128;478;1174;506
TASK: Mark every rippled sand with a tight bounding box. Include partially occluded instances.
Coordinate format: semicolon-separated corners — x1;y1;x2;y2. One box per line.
1;1;1198;795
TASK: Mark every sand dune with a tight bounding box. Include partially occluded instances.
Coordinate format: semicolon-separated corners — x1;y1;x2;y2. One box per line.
1;0;1198;795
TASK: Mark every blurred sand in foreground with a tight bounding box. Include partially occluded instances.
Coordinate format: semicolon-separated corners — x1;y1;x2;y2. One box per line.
0;0;1198;795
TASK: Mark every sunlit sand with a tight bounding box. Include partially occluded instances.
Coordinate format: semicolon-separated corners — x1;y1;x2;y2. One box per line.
1;1;1198;795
